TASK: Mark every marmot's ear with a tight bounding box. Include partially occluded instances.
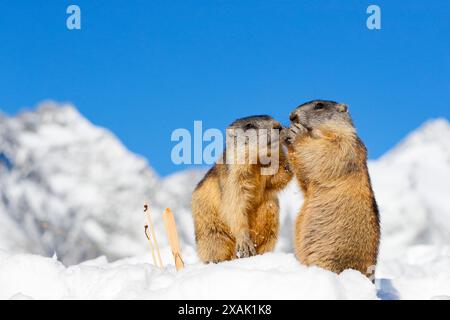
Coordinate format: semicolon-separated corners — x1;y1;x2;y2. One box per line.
337;104;348;113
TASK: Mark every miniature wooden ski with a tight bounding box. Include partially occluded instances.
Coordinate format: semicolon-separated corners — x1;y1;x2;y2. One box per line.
162;208;185;271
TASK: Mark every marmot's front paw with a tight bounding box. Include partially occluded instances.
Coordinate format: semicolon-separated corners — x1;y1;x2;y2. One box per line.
235;233;256;258
284;123;307;145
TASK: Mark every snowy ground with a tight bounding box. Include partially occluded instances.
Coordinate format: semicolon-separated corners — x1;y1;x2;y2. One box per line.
1;244;449;300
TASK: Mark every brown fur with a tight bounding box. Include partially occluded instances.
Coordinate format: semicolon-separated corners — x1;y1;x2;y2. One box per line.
192;116;293;263
286;100;380;277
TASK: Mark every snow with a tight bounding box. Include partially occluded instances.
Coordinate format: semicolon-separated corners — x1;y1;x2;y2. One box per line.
376;245;450;300
1;245;448;300
0;102;449;300
0;249;376;300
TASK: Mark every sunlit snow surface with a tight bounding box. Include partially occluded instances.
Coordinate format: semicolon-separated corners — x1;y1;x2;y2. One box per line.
0;102;449;299
0;245;449;300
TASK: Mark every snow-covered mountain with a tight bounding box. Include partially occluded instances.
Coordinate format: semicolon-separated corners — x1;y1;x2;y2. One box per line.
0;102;449;264
371;119;450;258
0;102;160;264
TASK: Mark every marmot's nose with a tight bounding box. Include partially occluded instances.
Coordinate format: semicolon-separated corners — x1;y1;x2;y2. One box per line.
337;104;348;113
289;113;299;122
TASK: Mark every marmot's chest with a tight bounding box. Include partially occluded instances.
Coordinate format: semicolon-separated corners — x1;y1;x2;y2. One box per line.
245;175;269;205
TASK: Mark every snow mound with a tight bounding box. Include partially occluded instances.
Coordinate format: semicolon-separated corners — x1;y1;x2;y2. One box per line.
1;244;448;300
0;248;376;300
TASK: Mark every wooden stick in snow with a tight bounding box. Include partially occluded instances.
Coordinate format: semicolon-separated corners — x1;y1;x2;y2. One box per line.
144;203;164;268
144;224;158;267
162;208;185;271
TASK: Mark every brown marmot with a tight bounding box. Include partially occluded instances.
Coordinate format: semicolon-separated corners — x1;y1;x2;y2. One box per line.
192;115;293;263
285;100;380;278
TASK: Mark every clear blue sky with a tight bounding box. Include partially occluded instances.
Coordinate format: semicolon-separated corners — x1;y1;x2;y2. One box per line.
0;0;448;176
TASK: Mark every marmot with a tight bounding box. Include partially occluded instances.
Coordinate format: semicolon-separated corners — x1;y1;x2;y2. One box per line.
285;100;380;277
192;115;293;263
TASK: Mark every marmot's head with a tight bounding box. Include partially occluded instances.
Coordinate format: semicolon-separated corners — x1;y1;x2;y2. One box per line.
289;100;353;132
226;115;283;166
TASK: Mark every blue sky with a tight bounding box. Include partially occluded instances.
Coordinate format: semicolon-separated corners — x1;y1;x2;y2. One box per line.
0;0;449;176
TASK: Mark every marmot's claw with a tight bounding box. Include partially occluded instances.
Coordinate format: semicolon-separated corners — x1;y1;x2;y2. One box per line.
292;123;307;134
285;123;307;145
281;129;292;145
285;128;298;145
236;236;256;258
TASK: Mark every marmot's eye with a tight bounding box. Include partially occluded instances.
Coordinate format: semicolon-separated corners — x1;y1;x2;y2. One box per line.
314;103;326;111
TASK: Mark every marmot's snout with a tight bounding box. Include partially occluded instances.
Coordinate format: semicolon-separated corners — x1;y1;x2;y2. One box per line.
289;109;310;132
336;103;348;113
289;112;298;123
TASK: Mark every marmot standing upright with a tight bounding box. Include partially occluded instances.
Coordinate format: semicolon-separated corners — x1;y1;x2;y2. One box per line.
285;100;380;277
192;115;293;263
